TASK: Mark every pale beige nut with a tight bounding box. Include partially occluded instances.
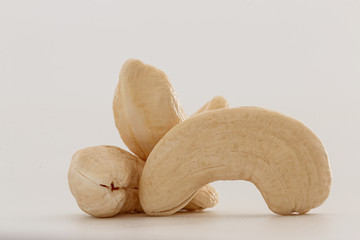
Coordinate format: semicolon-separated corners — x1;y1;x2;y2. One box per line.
113;59;228;211
68;145;144;217
113;58;186;160
139;107;332;216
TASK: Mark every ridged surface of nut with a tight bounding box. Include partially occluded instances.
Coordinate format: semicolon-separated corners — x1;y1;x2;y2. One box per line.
68;145;144;217
139;107;332;216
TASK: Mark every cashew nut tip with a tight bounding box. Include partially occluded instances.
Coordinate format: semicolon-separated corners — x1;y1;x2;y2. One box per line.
68;145;144;217
194;96;229;115
139;107;332;216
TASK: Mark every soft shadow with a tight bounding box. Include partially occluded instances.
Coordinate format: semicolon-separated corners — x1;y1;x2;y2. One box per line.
71;210;267;229
67;209;336;231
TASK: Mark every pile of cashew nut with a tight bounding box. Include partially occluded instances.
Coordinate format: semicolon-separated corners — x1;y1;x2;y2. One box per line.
68;59;332;217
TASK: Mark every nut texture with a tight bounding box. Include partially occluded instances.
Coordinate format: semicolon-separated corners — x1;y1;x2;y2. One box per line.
113;59;227;211
139;107;332;216
68;145;144;217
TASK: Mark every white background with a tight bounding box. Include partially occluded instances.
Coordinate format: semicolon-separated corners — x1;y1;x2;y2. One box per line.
1;0;359;239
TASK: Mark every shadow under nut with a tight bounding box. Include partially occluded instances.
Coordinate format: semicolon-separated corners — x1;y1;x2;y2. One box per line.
139;107;332;216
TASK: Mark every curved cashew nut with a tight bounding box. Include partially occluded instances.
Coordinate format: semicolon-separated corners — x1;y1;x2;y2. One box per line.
113;59;228;211
68;145;144;217
139;107;332;216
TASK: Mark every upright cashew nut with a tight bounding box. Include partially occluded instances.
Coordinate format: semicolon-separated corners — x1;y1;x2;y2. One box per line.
113;59;227;211
139;107;332;216
113;59;186;160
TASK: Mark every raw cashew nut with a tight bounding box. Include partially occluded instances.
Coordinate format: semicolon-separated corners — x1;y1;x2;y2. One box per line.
113;59;228;211
139;107;332;216
113;59;186;160
68;145;144;217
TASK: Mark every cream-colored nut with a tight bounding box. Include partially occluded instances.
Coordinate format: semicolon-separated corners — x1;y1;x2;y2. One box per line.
68;145;144;217
113;59;186;160
139;107;332;216
113;59;227;211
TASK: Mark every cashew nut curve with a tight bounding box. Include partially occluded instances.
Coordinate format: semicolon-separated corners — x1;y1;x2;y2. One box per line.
139;107;332;216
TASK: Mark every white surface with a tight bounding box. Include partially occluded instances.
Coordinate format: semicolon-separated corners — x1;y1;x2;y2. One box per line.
1;0;360;239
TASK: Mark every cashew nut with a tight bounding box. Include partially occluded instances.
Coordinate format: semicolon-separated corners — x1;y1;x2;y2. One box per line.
139;107;332;216
113;59;228;211
68;145;144;217
113;59;186;160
